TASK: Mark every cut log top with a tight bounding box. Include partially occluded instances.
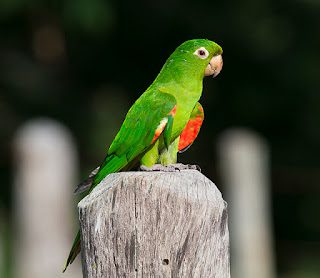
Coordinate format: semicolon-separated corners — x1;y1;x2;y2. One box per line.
78;169;230;278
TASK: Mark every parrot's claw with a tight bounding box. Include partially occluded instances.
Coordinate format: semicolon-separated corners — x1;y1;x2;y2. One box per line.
139;163;201;172
139;164;178;172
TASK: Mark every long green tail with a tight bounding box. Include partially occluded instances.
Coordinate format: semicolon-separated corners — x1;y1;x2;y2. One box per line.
63;154;129;272
63;230;81;272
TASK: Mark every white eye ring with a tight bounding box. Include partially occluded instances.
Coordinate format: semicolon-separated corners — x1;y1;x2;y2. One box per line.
193;47;209;59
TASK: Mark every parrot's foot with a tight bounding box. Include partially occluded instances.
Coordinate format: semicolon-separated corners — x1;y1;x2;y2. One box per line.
139;163;201;172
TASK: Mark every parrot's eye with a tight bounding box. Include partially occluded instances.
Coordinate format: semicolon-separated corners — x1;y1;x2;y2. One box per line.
194;47;209;59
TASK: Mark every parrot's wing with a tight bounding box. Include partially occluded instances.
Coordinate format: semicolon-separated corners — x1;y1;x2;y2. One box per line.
91;90;177;188
178;102;204;153
64;91;177;271
74;92;177;195
109;91;176;158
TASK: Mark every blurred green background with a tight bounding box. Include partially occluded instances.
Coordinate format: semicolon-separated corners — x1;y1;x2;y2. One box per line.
0;0;319;277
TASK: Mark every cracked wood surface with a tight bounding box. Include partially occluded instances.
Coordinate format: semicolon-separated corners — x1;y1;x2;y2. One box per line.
78;170;230;278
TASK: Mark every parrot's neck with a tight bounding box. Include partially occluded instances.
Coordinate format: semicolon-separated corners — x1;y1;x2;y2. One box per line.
154;63;204;104
153;76;203;111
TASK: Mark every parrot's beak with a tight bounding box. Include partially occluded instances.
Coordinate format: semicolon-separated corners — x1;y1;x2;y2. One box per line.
205;54;223;77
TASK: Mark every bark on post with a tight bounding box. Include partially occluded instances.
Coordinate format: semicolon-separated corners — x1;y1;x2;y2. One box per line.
78;170;230;278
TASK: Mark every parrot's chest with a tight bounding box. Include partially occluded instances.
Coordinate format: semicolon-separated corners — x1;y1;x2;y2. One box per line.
172;102;197;138
169;85;202;139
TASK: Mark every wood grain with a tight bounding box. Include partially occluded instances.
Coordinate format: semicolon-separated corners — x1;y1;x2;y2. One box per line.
78;170;230;278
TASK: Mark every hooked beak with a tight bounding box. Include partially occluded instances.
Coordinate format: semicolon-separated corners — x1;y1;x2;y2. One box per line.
204;54;223;77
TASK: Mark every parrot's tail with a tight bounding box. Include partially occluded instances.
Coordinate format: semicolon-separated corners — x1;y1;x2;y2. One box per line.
63;154;130;272
63;230;81;273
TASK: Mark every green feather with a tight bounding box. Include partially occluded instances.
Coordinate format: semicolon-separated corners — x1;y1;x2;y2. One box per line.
62;231;80;273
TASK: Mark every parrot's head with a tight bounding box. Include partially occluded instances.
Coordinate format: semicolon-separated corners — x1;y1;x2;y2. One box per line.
168;39;223;79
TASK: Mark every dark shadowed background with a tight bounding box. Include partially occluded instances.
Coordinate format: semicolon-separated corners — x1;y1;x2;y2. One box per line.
0;0;319;277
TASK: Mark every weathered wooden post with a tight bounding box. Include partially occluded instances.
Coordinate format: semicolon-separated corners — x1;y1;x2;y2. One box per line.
79;170;230;277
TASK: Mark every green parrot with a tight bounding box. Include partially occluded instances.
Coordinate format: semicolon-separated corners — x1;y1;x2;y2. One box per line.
63;38;223;272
